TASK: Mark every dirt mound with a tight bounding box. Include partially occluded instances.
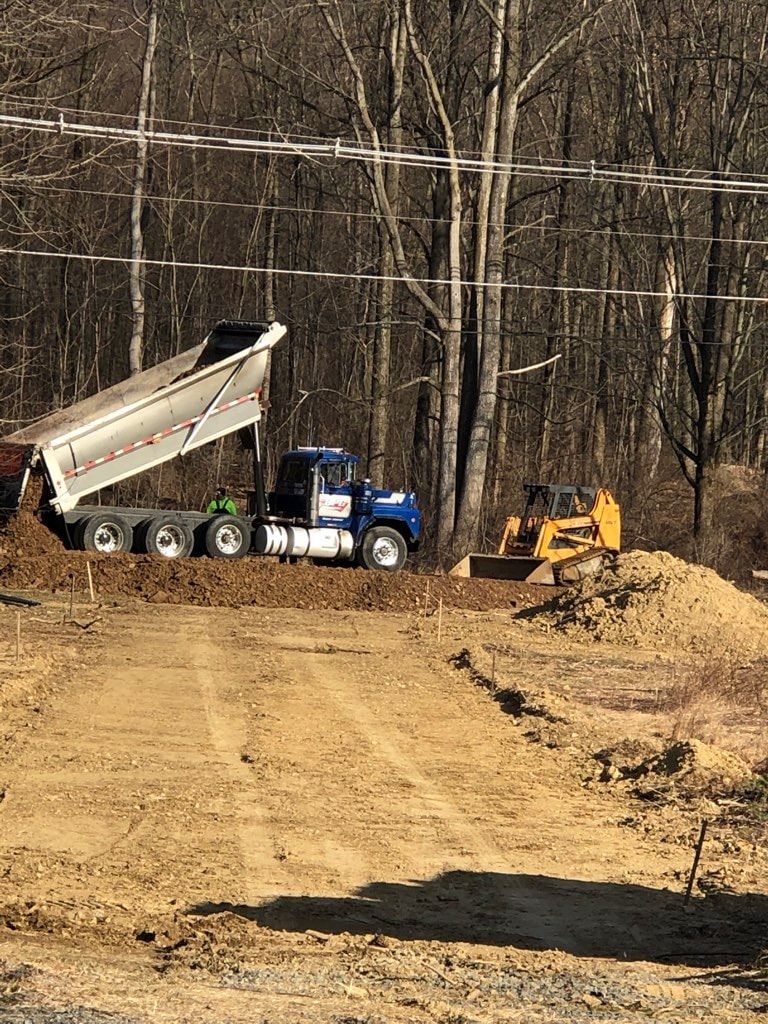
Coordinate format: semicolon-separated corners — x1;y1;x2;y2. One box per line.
595;738;664;775
0;479;544;612
0;476;64;558
0;549;541;613
596;738;753;791
638;739;752;785
524;550;768;659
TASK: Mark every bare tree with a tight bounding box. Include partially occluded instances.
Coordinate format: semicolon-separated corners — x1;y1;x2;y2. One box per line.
128;0;159;376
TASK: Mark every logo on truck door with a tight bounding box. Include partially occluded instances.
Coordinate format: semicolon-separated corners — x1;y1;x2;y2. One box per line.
318;494;352;518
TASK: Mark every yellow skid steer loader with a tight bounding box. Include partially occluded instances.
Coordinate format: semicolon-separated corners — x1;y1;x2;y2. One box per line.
450;484;620;586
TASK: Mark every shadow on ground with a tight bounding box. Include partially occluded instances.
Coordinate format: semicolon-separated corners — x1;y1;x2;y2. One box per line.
186;870;768;966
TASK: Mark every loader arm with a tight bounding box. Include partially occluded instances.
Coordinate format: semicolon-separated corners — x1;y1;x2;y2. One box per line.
497;515;521;555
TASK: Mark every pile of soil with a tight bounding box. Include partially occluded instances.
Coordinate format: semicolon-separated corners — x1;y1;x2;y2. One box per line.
0;509;63;558
596;738;753;791
0;548;540;613
525;550;768;659
637;739;752;786
0;477;63;559
0;480;544;612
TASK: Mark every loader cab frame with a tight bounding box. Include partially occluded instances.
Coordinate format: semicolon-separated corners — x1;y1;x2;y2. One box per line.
516;483;596;546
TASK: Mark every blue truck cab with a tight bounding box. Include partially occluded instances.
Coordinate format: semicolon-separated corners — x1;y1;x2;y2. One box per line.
268;447;421;571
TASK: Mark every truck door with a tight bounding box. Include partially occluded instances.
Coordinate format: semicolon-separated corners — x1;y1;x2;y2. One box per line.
317;460;353;527
270;455;310;519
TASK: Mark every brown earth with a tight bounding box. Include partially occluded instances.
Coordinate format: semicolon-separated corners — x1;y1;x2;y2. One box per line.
0;548;544;613
0;595;766;1022
0;477;64;559
637;739;753;786
0;490;547;612
524;549;768;660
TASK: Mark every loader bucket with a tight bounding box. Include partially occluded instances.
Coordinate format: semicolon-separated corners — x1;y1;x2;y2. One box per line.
449;553;556;585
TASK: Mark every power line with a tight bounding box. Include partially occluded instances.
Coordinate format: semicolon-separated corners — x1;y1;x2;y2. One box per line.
6;95;768;185
18;287;754;349
2;244;768;308
8;180;768;250
5;111;768;197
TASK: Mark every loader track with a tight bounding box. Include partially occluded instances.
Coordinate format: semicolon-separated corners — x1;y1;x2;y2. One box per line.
552;547;617;585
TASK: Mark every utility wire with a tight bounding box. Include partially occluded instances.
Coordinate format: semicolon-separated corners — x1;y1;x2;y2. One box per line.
5;111;768;197
8;180;768;250
6;96;768;184
23;289;755;348
2;244;768;308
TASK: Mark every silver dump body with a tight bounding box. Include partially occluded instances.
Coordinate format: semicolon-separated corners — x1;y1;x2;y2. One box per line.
4;321;286;515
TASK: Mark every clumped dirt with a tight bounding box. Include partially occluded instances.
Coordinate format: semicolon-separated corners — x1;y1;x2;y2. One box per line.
524;549;768;659
0;485;546;611
597;738;754;793
0;549;542;612
637;738;753;786
0;476;64;559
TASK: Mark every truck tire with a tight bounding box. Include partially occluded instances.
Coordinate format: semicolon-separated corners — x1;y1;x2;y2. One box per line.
358;526;407;572
205;515;249;559
142;516;194;559
80;513;134;555
70;517;89;551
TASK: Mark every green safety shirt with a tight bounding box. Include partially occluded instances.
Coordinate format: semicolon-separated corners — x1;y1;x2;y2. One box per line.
207;496;238;515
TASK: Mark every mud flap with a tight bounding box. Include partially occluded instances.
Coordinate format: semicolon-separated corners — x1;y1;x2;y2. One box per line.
449;553;556;585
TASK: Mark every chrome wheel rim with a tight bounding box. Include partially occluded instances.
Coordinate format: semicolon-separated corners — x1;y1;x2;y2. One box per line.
94;523;124;553
372;536;398;567
216;525;242;555
156;524;185;558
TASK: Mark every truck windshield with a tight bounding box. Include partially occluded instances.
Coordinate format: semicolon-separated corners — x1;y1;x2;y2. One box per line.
320;461;351;488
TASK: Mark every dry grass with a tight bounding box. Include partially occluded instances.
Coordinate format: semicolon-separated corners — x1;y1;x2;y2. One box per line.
660;655;768;764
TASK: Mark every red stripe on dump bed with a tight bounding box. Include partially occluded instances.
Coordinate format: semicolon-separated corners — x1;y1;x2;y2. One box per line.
61;391;260;479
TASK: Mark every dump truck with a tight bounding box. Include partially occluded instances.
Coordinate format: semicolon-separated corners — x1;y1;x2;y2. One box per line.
0;320;421;572
450;483;620;585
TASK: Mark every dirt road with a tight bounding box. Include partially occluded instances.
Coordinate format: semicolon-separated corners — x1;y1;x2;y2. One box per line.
0;600;765;1022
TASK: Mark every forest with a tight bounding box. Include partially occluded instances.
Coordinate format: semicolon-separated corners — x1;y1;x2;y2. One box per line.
1;0;767;568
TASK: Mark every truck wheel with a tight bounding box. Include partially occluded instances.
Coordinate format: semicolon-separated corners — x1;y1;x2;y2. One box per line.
358;526;407;572
70;517;89;550
80;513;133;554
143;516;194;559
205;516;249;559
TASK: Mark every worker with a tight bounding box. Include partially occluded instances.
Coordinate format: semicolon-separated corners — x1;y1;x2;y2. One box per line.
207;486;237;515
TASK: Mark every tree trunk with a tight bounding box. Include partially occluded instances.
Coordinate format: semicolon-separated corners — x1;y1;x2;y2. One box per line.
632;244;675;499
368;4;406;486
411;179;449;502
454;0;520;553
539;78;574;472
403;0;463;556
261;167;278;428
692;187;723;552
128;0;159;377
459;0;505;498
